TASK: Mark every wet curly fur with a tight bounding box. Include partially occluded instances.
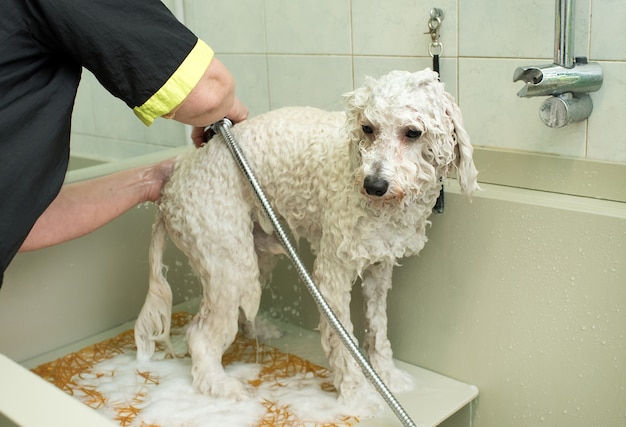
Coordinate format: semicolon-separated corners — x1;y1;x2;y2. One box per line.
134;69;479;407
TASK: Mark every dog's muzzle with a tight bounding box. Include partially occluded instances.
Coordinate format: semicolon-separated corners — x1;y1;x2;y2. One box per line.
363;175;389;197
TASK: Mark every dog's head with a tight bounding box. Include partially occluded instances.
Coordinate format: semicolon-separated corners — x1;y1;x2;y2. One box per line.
342;69;478;207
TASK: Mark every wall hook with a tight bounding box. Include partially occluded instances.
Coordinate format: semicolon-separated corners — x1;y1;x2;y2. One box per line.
425;8;444;56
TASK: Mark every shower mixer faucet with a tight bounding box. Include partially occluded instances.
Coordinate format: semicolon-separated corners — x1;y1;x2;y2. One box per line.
513;59;602;128
513;0;603;128
513;59;603;98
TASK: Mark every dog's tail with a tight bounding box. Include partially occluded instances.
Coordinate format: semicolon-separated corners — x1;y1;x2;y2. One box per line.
134;211;175;361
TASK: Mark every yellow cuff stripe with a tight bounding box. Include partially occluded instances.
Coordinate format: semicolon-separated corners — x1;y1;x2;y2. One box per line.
134;39;214;126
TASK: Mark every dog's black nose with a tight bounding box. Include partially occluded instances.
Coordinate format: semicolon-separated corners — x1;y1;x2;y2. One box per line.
363;176;389;197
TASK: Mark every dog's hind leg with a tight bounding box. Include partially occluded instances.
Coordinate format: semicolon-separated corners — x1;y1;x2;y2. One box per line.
135;212;175;361
184;214;262;400
362;262;414;392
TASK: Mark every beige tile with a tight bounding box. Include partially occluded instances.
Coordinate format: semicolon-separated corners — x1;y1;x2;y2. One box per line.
142;118;187;148
265;0;351;54
586;61;626;162
267;55;353;110
89;81;147;144
186;0;266;53
219;54;270;117
460;1;550;58
460;58;586;157
352;0;457;56
591;0;626;60
460;0;590;61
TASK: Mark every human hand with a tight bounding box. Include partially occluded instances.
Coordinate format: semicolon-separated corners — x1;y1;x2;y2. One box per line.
190;96;249;147
191;126;208;148
144;158;175;202
226;96;248;124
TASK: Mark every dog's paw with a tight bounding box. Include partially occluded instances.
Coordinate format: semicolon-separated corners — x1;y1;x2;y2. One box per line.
194;376;250;401
135;338;155;362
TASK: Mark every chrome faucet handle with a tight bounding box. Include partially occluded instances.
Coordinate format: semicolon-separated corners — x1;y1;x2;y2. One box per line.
513;62;603;98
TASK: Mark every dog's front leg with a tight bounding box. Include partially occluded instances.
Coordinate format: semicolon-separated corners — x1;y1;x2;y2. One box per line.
314;254;370;404
362;262;414;392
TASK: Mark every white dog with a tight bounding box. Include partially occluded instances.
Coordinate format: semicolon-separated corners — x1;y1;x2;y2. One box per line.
135;69;478;406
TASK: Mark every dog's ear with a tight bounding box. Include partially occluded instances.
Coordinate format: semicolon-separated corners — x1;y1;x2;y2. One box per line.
342;84;373;170
443;92;480;198
342;84;372;138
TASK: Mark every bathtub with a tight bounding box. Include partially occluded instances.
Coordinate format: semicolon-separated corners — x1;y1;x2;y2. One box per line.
1;149;624;427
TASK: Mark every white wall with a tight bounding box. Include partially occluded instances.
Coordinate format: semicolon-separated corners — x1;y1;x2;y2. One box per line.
71;1;626;198
191;0;626;164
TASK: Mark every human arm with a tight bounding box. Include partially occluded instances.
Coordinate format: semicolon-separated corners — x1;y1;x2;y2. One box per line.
168;56;248;147
19;159;174;252
190;94;248;148
170;57;248;127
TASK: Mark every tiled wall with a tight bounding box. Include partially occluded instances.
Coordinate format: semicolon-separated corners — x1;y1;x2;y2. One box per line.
71;0;626;168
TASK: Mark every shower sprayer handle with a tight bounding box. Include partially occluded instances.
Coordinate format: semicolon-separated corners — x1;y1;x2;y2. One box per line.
202;118;234;143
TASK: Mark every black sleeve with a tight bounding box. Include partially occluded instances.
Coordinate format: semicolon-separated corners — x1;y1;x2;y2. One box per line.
26;0;199;109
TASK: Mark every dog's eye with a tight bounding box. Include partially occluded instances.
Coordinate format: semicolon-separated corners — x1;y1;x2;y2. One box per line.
362;125;374;134
406;129;422;139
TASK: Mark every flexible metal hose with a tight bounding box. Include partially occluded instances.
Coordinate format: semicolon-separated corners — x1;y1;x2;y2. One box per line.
212;118;417;427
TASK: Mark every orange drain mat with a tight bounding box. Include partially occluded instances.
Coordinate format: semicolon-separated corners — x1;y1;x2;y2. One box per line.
31;312;360;427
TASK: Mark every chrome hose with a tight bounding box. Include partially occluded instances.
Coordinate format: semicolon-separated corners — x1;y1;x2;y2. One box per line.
211;118;416;427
